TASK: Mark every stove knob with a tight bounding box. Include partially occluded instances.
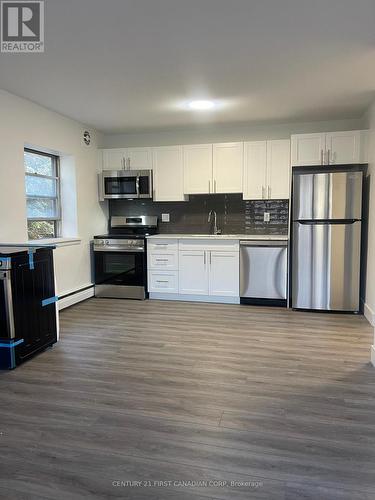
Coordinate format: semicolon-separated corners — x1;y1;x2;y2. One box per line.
105;240;110;245
95;239;104;245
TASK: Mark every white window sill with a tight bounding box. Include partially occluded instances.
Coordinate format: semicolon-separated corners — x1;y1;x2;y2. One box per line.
28;237;82;248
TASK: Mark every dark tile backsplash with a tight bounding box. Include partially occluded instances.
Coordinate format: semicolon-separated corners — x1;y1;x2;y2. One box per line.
109;194;289;235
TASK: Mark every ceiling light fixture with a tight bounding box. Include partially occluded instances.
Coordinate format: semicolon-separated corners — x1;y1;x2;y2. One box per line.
187;100;215;111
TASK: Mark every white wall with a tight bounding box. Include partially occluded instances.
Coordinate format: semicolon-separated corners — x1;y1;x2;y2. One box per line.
101;117;366;148
363;101;375;364
0;89;107;297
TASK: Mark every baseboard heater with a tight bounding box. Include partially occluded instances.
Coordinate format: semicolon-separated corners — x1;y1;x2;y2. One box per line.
58;285;94;310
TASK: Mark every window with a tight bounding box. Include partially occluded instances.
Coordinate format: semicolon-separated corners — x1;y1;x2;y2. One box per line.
24;149;61;240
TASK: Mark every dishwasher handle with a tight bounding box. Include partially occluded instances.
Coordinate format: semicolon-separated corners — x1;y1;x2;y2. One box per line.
240;240;288;247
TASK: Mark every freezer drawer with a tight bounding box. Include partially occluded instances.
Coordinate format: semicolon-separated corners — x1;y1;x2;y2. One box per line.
240;243;287;299
292;221;361;311
293;171;363;221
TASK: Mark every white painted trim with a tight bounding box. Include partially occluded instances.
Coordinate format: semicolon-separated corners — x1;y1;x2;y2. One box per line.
371;345;375;368
59;286;94;310
364;302;375;327
149;292;240;304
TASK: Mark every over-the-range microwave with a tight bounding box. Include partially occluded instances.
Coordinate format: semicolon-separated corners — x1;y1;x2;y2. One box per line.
99;169;153;201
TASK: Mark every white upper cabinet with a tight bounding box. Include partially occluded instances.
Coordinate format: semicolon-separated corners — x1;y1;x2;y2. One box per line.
243;141;267;200
325;131;361;165
291;133;326;166
101;147;152;170
102;148;128;170
267;140;291;199
183;144;213;194
152;146;188;202
127;147;153;170
213;142;243;193
291;131;367;166
243;140;290;200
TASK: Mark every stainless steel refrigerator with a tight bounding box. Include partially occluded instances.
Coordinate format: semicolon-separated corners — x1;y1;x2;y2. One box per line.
292;169;363;312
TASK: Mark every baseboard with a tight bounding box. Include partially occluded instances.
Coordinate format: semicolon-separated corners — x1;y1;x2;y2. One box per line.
58;286;94;310
364;302;375;326
371;346;375;367
149;292;240;304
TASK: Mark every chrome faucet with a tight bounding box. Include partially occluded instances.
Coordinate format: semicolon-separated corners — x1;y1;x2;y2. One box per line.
208;210;221;235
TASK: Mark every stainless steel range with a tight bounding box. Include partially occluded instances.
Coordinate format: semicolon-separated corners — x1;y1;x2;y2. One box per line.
93;215;158;299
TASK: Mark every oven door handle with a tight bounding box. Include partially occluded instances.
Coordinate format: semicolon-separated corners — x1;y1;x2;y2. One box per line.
94;247;144;253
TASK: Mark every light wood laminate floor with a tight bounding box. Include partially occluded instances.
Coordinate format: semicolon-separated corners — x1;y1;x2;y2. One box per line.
0;298;374;500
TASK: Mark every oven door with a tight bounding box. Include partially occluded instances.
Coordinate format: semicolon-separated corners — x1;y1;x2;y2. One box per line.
94;250;146;299
100;170;152;200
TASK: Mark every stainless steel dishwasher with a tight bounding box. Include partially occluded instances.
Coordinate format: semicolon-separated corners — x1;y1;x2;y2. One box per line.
240;240;288;306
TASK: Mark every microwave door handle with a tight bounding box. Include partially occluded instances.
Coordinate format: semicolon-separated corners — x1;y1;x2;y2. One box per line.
136;175;140;198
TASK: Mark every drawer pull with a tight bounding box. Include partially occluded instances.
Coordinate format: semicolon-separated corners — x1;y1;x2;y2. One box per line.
156;280;169;283
155;259;168;262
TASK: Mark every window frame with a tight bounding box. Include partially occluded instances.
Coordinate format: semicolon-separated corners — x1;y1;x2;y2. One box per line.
24;148;62;239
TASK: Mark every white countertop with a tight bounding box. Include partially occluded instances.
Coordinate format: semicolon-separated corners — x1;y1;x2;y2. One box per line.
147;234;288;241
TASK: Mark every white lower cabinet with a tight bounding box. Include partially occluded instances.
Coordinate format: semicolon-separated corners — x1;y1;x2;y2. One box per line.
148;252;178;270
148;271;178;293
148;238;239;302
209;251;239;296
179;250;208;295
148;238;179;293
179;246;239;297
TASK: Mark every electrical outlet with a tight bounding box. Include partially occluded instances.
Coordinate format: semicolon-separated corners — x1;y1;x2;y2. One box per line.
161;213;170;223
264;212;270;223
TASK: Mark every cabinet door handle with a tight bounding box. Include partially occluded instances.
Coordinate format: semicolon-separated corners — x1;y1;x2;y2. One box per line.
204;252;206;266
122;157;126;170
214;180;217;193
208;180;210;193
209;252;212;265
320;149;324;165
327;149;330;165
262;186;265;199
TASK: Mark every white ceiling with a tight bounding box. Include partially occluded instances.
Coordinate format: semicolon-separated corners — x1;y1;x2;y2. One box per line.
0;0;374;133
